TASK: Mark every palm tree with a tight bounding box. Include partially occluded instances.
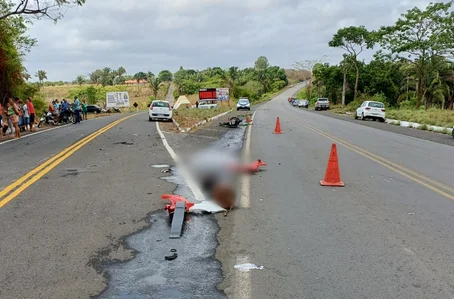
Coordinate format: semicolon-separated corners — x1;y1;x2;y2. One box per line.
149;75;163;99
133;72;147;93
23;72;31;81
35;70;47;85
75;75;85;86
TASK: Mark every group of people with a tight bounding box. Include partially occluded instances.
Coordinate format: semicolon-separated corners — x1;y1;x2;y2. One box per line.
0;97;36;139
48;97;88;123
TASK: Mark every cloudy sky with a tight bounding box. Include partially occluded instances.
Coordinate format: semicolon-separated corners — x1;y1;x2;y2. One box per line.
22;0;432;81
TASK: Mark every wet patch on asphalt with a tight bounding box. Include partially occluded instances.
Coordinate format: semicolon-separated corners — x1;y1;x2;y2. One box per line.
96;125;246;298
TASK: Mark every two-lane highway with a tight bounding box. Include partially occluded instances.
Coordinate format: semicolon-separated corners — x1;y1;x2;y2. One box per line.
218;84;454;299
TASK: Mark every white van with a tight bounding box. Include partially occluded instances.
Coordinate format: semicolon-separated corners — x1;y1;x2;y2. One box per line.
198;100;219;109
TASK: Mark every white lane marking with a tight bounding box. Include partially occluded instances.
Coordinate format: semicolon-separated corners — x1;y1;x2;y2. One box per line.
240;110;257;208
234;255;252;299
156;121;206;202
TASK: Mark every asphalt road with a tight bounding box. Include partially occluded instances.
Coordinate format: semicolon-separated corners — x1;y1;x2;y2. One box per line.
217;84;454;298
308;109;454;147
0;113;177;298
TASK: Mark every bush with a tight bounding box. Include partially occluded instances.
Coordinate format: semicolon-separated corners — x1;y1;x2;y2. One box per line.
272;80;287;91
32;94;47;114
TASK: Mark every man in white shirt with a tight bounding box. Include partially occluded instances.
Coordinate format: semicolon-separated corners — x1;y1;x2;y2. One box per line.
23;102;30;131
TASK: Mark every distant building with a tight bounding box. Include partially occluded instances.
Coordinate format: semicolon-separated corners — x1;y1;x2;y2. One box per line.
124;79;148;85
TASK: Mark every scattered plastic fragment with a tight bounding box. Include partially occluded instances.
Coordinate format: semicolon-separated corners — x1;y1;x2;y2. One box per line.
234;263;264;272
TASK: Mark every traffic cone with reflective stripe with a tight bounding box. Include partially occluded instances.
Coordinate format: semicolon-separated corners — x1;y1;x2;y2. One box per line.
273;117;282;134
320;144;344;187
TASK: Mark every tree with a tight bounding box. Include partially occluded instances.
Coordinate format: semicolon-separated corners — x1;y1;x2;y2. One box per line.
75;75;85;85
133;71;147;93
35;70;47;85
0;0;86;21
293;56;327;100
148;75;163;99
88;69;102;85
133;71;147;83
158;70;173;82
23;72;31;81
117;66;126;77
329;26;374;101
112;66;126;85
254;56;269;70
378;1;454;108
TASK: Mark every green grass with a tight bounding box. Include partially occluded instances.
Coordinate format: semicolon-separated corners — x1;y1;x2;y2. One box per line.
172;106;230;128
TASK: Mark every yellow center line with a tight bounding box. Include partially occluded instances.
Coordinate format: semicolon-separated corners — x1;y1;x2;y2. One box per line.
287;115;454;202
0;114;136;208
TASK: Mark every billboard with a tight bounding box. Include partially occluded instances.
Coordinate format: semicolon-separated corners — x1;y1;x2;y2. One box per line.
198;88;229;101
216;88;230;101
199;88;217;100
106;92;130;108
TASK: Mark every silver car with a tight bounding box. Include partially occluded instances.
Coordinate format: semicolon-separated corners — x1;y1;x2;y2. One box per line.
298;99;309;109
315;98;330;111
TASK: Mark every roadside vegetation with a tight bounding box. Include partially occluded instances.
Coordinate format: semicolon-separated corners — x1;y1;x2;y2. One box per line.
294;1;454;129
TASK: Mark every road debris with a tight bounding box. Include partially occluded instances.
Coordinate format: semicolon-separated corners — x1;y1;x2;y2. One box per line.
234;263;264;272
114;141;134;145
165;252;178;261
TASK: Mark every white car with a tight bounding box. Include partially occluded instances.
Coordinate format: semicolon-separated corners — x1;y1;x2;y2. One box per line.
236;98;251;111
198;100;219;109
149;100;173;121
355;101;385;122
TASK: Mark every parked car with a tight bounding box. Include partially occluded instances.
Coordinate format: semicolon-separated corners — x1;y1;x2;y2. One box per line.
452;126;454;138
198;100;219;109
354;101;386;122
86;105;102;114
236;98;251;111
314;98;330;111
149;100;173;121
292;99;300;107
298;99;309;109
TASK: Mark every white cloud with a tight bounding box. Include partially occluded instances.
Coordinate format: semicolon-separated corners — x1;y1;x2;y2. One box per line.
22;0;433;81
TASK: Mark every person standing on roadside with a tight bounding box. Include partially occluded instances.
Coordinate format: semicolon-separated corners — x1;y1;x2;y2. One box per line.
23;99;30;131
27;97;36;132
73;97;81;124
0;102;3;138
15;98;25;132
82;99;88;120
7;97;20;138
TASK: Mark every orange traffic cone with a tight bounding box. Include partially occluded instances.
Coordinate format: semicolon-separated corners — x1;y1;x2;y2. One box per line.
273;117;282;134
320;144;344;187
246;114;252;123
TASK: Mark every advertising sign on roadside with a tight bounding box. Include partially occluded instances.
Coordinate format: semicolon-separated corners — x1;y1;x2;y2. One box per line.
106;92;130;108
198;88;230;101
199;88;217;100
216;88;230;101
